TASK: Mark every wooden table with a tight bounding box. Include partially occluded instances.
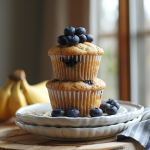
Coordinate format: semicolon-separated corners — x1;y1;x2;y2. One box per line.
0;119;146;150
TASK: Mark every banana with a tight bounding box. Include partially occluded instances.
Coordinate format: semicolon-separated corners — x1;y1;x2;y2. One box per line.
21;78;50;105
8;81;28;116
0;69;49;121
32;80;48;95
0;78;14;121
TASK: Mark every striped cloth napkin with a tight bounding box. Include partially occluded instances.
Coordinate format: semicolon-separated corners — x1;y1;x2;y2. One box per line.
117;108;150;149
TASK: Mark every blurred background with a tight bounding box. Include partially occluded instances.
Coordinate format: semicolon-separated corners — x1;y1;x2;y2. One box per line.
0;0;150;107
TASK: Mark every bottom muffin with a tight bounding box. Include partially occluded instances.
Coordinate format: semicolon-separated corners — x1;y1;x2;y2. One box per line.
46;78;106;117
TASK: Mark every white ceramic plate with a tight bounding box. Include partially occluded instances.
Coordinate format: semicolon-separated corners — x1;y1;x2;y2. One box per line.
16;100;144;127
15;115;141;141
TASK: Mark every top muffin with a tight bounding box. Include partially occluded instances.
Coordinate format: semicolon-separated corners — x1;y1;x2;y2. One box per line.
48;42;104;56
48;26;104;81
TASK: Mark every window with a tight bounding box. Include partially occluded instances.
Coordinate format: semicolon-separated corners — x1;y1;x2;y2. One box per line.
130;0;150;107
91;0;150;106
90;0;119;100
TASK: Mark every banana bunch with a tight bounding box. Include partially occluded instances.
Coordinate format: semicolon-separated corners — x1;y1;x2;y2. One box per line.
0;70;49;121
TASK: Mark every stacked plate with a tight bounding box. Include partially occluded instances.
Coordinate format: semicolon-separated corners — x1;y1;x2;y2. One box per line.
15;100;144;141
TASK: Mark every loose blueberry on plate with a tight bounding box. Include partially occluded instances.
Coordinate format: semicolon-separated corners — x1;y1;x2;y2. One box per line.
75;27;86;35
78;34;87;43
66;35;79;45
64;26;75;36
57;35;67;45
106;99;120;110
100;103;111;113
85;34;94;42
105;105;117;115
51;108;65;117
66;108;80;117
90;108;103;117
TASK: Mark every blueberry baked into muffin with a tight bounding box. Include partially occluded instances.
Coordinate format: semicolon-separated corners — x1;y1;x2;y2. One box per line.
48;27;104;81
46;78;106;117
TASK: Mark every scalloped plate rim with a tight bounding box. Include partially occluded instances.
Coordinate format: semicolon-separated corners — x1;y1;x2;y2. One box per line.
15;115;142;141
16;100;144;127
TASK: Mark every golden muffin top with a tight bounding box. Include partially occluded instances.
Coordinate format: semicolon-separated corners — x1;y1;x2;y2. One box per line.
48;42;104;56
46;78;106;91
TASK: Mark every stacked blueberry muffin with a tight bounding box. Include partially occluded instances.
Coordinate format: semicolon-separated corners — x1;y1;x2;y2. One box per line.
46;27;106;117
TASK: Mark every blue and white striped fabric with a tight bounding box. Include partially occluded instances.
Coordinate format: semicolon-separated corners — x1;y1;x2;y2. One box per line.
117;108;150;150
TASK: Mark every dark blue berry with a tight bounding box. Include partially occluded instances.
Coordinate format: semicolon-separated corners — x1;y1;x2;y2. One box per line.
66;108;80;117
90;108;103;117
60;55;81;67
106;99;118;103
64;26;75;36
51;79;59;82
51;108;65;117
83;80;94;85
105;105;117;115
57;35;67;45
100;103;111;113
66;35;79;45
78;34;87;43
85;34;94;42
75;27;86;35
106;99;120;110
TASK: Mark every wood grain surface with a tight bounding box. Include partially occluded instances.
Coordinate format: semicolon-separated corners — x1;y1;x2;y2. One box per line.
0;122;146;150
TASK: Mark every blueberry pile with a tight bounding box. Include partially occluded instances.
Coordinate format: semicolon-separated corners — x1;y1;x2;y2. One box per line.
57;26;94;46
100;99;120;115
